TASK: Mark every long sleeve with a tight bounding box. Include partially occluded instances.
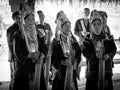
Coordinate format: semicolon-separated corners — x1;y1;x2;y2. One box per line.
83;38;96;61
72;42;81;67
107;36;117;59
51;40;67;69
13;32;29;64
74;19;82;36
38;37;48;56
13;32;35;74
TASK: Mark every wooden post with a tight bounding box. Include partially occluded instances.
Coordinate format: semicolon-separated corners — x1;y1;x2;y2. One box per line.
98;40;105;90
98;58;105;90
34;55;44;90
45;31;52;90
64;44;75;90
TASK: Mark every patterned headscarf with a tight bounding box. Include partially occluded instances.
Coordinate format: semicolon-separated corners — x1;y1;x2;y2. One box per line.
90;9;103;24
90;10;106;41
23;14;38;53
55;10;72;56
55;10;71;37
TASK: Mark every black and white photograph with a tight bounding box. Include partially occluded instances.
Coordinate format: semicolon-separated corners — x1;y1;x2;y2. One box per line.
0;0;120;90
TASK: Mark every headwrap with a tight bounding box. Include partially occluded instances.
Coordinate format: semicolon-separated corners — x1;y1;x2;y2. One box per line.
23;14;38;53
90;10;103;24
55;10;72;57
55;10;70;39
90;10;106;41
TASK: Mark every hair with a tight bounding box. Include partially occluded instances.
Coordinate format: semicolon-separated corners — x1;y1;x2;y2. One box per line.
90;9;97;16
12;11;19;21
84;8;90;12
37;10;43;14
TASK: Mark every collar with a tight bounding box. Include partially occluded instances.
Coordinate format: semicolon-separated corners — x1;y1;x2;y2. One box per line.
90;31;106;41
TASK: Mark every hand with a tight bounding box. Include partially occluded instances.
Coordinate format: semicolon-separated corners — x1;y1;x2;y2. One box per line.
36;53;45;64
79;37;85;46
28;51;40;62
103;54;109;61
81;30;89;36
40;53;45;60
65;59;71;67
96;51;103;59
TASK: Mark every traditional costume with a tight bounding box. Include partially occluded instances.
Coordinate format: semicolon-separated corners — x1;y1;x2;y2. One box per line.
83;10;117;90
51;11;81;90
12;13;47;90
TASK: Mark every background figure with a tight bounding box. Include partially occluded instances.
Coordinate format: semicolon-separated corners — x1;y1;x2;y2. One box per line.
83;10;117;90
36;10;52;43
99;11;111;38
74;8;90;46
36;10;52;86
99;11;115;68
74;8;91;79
6;11;20;90
51;11;81;90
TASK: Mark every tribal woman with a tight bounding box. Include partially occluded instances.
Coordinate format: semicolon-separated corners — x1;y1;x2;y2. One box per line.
12;12;47;90
51;11;81;90
83;10;117;90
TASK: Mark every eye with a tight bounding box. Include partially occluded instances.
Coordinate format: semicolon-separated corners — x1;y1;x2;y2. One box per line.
93;23;96;26
98;22;102;26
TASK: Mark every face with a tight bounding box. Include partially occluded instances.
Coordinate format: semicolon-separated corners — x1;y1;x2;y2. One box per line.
24;4;32;14
13;12;21;23
83;9;90;18
62;22;71;36
91;20;102;35
38;12;45;23
24;14;35;25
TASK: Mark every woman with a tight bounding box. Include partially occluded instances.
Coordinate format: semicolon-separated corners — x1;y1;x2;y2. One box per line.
83;10;117;90
99;11;111;38
51;11;81;90
13;13;47;90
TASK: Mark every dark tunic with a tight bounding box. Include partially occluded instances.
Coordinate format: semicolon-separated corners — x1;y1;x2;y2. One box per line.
83;34;117;90
6;23;19;90
35;22;50;53
36;22;51;31
51;37;81;90
7;23;19;62
36;22;52;36
13;30;48;90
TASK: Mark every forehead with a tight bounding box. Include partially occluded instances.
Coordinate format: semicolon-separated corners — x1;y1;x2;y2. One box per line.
84;9;89;13
24;14;34;21
92;19;102;24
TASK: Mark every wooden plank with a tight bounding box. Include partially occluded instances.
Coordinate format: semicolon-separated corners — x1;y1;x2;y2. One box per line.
34;55;44;90
64;66;74;90
98;40;105;90
98;59;105;90
45;31;52;90
45;44;52;90
64;45;75;90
